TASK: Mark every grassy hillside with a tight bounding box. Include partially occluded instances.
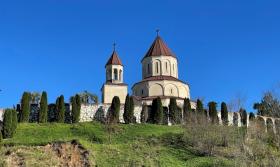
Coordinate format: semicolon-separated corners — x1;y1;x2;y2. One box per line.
0;122;232;167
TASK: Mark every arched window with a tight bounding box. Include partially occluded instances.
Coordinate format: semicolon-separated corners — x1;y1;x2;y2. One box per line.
109;69;112;80
171;89;173;94
142;89;144;95
119;70;122;81
156;62;159;73
147;64;150;74
114;69;118;80
166;62;168;72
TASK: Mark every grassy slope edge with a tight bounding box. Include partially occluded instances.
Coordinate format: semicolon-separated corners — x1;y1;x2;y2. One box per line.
0;122;232;167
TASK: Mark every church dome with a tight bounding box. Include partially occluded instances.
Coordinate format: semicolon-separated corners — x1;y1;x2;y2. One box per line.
141;35;178;79
142;35;176;62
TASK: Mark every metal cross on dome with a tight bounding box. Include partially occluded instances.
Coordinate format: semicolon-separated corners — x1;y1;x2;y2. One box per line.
113;42;116;51
156;29;160;36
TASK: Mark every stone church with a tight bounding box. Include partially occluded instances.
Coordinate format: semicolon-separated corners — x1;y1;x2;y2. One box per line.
102;34;191;108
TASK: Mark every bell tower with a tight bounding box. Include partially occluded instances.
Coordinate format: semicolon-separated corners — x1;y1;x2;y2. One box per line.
102;44;128;104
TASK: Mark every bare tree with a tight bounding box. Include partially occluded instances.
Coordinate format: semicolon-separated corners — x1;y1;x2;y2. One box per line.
78;91;98;105
228;92;247;112
30;92;41;104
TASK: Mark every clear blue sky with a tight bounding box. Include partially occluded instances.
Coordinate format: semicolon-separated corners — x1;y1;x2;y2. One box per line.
0;0;279;111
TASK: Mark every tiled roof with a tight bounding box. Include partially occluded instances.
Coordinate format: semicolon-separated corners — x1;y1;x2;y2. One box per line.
142;36;176;61
106;51;123;66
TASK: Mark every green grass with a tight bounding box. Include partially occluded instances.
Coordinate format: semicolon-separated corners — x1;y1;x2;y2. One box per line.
1;122;234;167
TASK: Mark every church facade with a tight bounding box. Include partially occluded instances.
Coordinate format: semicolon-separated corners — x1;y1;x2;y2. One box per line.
102;34;191;108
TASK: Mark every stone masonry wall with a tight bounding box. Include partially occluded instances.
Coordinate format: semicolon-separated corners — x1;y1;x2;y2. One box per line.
80;104;142;123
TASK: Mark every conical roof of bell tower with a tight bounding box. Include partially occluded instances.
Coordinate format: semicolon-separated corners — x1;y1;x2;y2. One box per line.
106;50;123;66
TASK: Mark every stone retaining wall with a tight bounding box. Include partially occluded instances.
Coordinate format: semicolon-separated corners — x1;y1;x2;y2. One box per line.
80;104;142;123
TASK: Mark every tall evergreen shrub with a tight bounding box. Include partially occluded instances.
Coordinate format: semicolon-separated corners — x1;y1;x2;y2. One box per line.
39;91;48;123
20;92;31;122
221;102;229;126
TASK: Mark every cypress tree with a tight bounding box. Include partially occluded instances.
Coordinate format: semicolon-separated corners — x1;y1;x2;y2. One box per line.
249;112;255;121
11;109;18;136
208;102;218;124
267;118;274;135
71;96;78;123
196;99;204;123
76;94;81;122
20;92;31;122
39;91;48;123
141;105;149;123
57;95;65;123
152;97;163;124
129;96;135;123
0;130;2;146
221;102;229;126
55;97;60;122
169;98;178;124
183;98;192;124
123;94;131;124
233;112;239;126
239;108;247;126
196;99;204;113
3;109;12;138
3;109;17;138
109;96;120;124
71;94;81;123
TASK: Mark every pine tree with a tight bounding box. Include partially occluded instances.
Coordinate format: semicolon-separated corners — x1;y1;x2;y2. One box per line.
56;95;65;123
123;94;130;124
183;98;192;124
109;96;120;124
20;92;31;122
3;109;12;138
39;91;48;123
208;102;218;124
152;97;163;124
239;108;247;126
221;102;229;126
169;98;178;124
